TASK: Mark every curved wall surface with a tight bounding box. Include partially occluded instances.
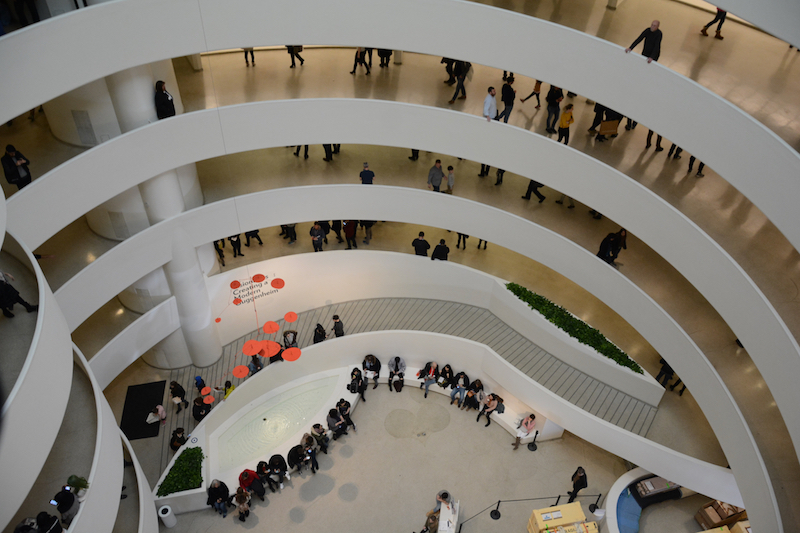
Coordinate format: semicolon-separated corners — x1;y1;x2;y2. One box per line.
1;0;799;259
9;98;799;477
52;194;778;530
0;236;73;531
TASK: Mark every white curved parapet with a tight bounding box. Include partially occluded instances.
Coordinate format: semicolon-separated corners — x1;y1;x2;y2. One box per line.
9;101;799;487
119;430;159;533
57;244;777;530
0;235;73;533
603;467;652;533
2;0;800;263
68;346;124;533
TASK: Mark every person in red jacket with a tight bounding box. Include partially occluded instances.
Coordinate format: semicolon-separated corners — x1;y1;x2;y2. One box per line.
343;220;358;250
239;469;265;501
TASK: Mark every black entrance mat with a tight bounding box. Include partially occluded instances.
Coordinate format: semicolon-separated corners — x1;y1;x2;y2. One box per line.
120;380;166;440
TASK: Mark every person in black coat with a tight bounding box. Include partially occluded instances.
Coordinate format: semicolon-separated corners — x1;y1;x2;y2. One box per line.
257;461;279;492
567;467;588;502
625;20;662;63
169;381;189;412
350;367;366;401
0;271;37;318
418;361;440;398
431;240;450;261
207;480;231;516
2;145;32;190
154;80;176;119
313;323;326;344
267;454;290;489
228;234;244;258
53;486;78;525
287;444;309;473
193;397;210;422
36;512;62;533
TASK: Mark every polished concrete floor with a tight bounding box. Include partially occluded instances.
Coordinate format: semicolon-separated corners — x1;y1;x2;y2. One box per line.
2;0;800;531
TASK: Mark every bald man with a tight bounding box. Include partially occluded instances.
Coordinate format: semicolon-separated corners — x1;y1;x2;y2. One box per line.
626;20;662;63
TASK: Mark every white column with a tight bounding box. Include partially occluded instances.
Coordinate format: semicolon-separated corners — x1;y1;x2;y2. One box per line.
105;65;158;132
118;269;172;314
143;329;193;369
163;229;222;367
139;170;186;225
186;54;204;72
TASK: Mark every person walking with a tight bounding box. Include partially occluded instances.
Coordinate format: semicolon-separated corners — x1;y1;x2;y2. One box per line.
545;85;564;133
350;47;370;75
521;180;546;202
343;220;358;249
427;159;445;192
294;144;308;159
701;8;726;40
567;467;588;503
496;76;516;123
362;220;375;245
626;20;663;63
456;233;469;249
243;48;255;66
445;165;455;194
557;103;574;145
286;45;304;67
169;381;189;413
520;79;542;108
448;60;469;103
483;86;498;122
412;232;431;256
0;271;38;318
244;229;262;247
228;234;244;257
154;81;176;119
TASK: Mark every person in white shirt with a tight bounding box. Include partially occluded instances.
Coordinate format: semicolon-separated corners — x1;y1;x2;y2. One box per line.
483;87;497;122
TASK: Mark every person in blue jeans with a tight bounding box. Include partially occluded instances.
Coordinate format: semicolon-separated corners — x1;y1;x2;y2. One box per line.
418;361;439;398
449;372;470;407
545;85;563;133
496;76;516;123
448;61;469;103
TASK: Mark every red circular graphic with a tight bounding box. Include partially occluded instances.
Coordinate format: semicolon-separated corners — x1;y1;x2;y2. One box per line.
232;365;250;378
271;278;285;289
201;386;212;396
230;280;241;289
242;340;261;356
284;311;298;323
215;318;221;323
264;340;282;357
203;395;215;404
282;347;302;362
252;274;265;283
233;298;242;306
262;321;280;334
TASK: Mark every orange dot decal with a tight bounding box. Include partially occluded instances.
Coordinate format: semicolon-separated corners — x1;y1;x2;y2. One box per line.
215;318;221;323
262;321;280;334
264;340;282;357
203;395;215;404
232;365;250;378
282;347;302;362
230;280;241;289
201;386;212;396
233;298;242;306
242;340;261;356
284;311;298;323
271;278;285;289
252;274;265;283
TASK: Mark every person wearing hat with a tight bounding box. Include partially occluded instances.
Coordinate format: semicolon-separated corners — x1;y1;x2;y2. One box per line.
2;145;32;190
359;162;374;184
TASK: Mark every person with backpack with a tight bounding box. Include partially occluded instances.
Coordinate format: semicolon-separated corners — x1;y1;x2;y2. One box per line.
350;367;366;401
313;323;326;343
239;469;266;501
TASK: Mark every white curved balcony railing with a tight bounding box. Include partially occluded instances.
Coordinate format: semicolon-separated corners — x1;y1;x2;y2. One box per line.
68;346;124;533
1;0;799;261
0;234;73;532
7;97;798;474
51;191;779;530
119;430;159;533
715;0;800;47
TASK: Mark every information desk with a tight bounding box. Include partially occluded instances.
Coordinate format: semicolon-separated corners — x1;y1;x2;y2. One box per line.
439;500;459;532
527;502;597;533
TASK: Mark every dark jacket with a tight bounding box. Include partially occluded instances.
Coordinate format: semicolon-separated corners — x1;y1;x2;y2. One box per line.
287;444;306;470
155;90;176;119
501;82;515;105
545;87;564;107
2;151;31;186
268;454;288;475
452;372;470;390
193;402;209;422
207;482;230;506
412;238;431;256
431;244;449;261
629;28;662;61
419;362;440;381
363;357;381;374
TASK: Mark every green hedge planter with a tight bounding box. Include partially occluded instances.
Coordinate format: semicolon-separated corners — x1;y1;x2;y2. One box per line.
506;282;643;374
156;447;205;497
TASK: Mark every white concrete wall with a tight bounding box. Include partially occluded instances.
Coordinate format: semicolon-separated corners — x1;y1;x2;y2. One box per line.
0;236;73;532
90;297;181;390
119;430;159;533
69;347;124;533
1;0;799;264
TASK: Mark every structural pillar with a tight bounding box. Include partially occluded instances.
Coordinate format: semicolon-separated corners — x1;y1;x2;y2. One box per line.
163;229;222;367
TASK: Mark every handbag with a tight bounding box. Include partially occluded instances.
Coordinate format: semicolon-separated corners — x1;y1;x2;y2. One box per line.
146;412;159;424
171;396;182;404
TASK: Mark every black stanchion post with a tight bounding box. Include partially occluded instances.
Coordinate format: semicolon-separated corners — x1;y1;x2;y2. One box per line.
527;430;539;451
589;493;602;513
553;495;562;507
490;500;502;520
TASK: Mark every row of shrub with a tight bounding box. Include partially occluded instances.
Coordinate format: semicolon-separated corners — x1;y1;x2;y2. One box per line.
506;282;643;374
157;447;204;497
